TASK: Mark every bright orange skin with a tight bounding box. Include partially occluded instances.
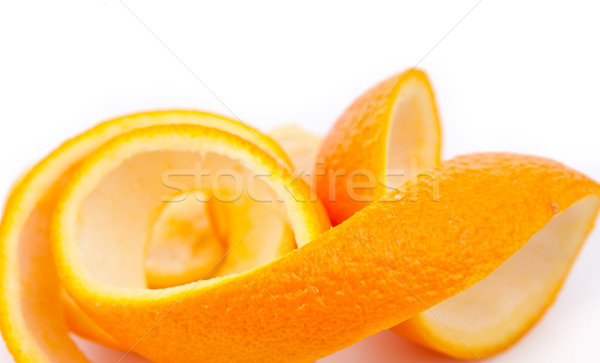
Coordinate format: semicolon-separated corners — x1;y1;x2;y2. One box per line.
316;69;441;225
55;152;599;362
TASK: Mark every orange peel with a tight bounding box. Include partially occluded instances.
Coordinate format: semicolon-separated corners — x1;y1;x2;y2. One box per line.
282;127;600;359
0;118;600;362
270;126;323;185
1;112;599;362
316;68;441;225
0;111;329;362
53;152;600;361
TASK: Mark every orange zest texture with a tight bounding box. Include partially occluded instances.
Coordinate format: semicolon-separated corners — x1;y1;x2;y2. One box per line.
1;77;599;362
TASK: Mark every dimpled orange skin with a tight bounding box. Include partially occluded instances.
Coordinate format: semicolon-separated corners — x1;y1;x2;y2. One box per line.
316;69;441;226
54;152;599;362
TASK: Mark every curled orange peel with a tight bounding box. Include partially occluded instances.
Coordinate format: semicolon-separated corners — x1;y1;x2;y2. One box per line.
2;116;599;363
312;69;600;358
0;87;598;361
316;68;442;225
286;125;600;359
0;111;329;362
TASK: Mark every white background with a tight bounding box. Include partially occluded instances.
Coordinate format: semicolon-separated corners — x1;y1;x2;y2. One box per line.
1;1;600;362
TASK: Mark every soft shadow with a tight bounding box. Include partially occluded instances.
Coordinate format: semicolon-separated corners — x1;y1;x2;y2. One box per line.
71;334;151;363
318;329;468;363
72;329;468;362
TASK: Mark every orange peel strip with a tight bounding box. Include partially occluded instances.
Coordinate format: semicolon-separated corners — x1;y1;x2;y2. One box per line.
56;150;600;361
1;113;599;362
316;68;442;225
0;111;329;362
282;125;600;359
270;126;323;185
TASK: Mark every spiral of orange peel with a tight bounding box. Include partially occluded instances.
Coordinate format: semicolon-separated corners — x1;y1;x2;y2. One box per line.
1;86;599;362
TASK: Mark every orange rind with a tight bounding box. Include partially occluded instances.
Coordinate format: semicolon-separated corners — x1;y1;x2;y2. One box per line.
0;111;329;362
270;126;323;186
316;68;441;225
54;151;600;361
0;88;598;363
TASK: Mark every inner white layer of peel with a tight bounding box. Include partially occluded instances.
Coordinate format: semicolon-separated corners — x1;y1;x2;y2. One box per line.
417;195;600;350
75;150;294;289
385;77;438;191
